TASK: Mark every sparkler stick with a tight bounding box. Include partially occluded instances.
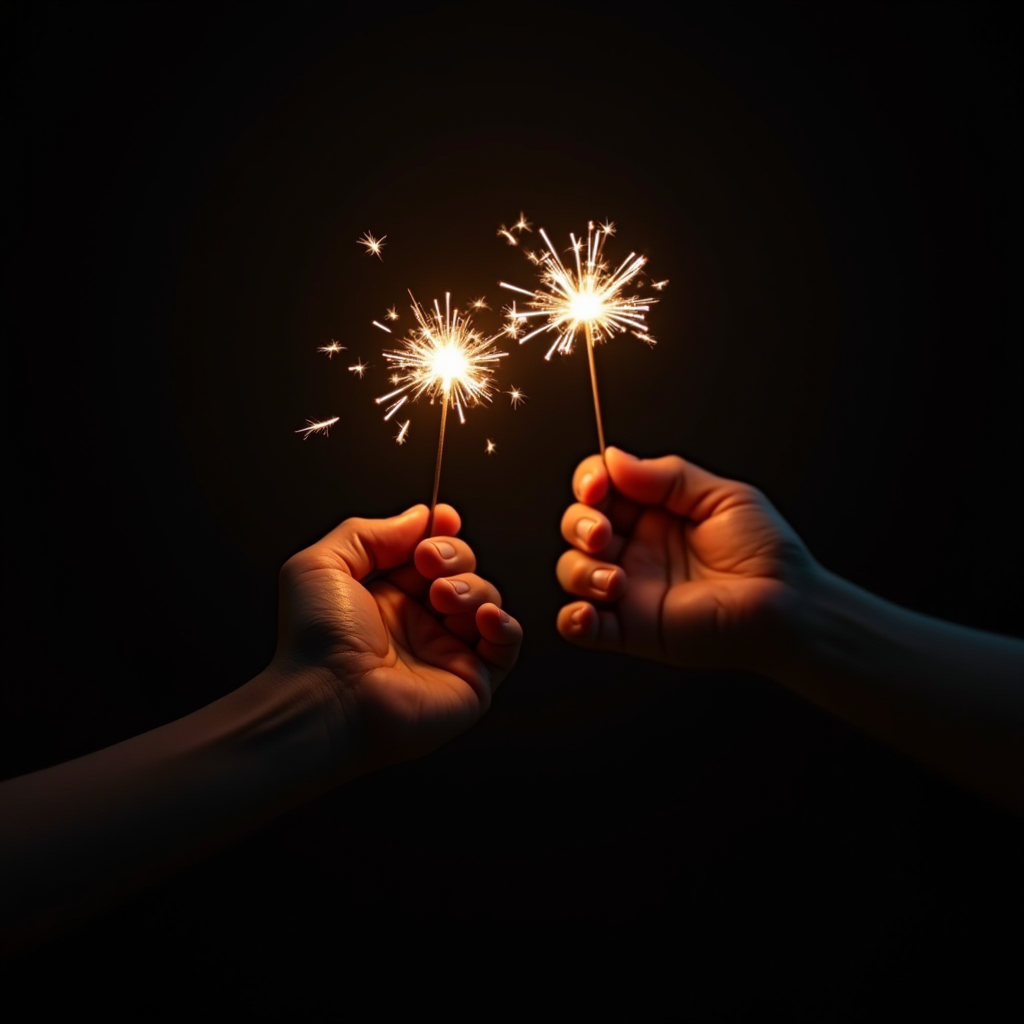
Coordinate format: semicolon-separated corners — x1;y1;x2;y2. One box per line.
500;218;661;458
427;395;449;536
583;322;606;455
376;292;507;534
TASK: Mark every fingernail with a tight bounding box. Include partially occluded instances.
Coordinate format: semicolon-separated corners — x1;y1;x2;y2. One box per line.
575;518;597;542
591;569;613;592
500;610;510;624
571;608;584;626
449;579;470;595
433;541;456;559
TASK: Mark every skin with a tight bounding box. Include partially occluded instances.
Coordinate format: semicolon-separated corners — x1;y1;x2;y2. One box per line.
1;503;522;951
556;447;1024;811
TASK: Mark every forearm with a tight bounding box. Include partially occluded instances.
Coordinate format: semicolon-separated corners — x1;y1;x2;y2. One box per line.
0;664;343;950
779;569;1024;810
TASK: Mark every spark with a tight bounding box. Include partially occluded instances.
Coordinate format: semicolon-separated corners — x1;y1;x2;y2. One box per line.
486;439;496;454
501;301;527;340
500;219;657;360
385;306;399;321
317;340;346;358
395;420;410;445
507;387;526;408
513;212;533;234
497;225;518;246
358;231;386;259
349;359;369;378
651;279;669;291
295;416;339;439
372;320;392;333
375;291;507;424
469;296;491;311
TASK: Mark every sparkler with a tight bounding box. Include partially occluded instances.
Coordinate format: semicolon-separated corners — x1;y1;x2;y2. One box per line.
376;292;507;530
500;219;660;456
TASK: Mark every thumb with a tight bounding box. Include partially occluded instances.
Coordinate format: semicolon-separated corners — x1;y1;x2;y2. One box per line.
316;503;460;580
605;447;743;522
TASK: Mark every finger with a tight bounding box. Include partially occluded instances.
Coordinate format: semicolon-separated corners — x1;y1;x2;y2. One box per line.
414;536;478;579
384;504;464;598
555;549;627;602
560;502;614;554
605;448;744;522
474;603;523;692
428;573;502;616
556;601;622;651
311;504;435;580
572;454;610;507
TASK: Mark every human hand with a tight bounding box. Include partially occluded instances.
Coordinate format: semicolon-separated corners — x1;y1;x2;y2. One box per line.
556;448;817;673
273;503;522;776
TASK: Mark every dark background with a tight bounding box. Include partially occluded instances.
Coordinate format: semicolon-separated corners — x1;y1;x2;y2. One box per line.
3;1;1021;1020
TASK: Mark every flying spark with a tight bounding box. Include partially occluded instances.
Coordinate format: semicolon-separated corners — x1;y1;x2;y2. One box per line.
499;219;657;360
358;231;386;259
295;416;339;440
385;306;399;321
651;279;669;291
513;212;533;234
317;340;346;358
372;321;392;333
497;225;518;246
395;420;410;445
349;359;369;378
507;387;526;409
486;439;496;455
469;297;491;311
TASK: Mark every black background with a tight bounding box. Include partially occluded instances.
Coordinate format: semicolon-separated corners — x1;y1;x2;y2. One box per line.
3;1;1022;1020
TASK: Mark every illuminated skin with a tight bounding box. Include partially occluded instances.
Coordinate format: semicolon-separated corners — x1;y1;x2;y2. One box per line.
557;447;1024;811
1;504;522;950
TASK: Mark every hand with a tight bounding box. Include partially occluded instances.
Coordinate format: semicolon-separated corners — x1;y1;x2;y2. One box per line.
273;503;522;775
556;448;816;673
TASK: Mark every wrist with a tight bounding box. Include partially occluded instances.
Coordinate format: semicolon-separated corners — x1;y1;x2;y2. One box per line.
227;660;363;798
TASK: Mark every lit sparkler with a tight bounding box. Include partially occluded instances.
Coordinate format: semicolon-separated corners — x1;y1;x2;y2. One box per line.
500;218;660;456
295;416;339;440
376;291;507;527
